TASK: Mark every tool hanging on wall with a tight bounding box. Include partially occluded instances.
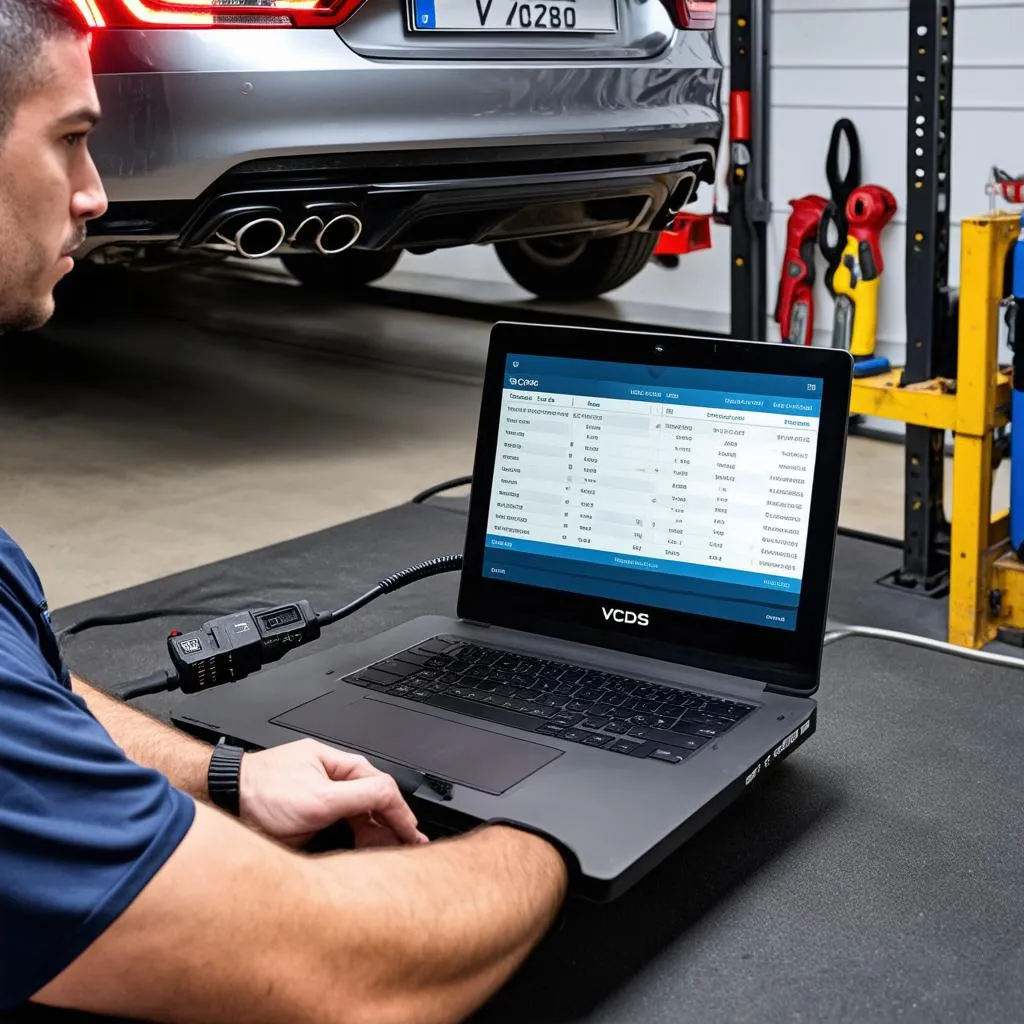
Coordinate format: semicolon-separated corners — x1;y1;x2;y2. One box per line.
773;119;861;347
818;119;862;296
775;195;828;345
829;184;898;376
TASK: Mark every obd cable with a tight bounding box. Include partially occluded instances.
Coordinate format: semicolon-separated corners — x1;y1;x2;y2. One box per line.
112;554;463;701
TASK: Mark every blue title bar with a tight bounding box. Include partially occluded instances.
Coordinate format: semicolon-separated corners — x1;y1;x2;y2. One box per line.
505;354;822;401
507;377;820;417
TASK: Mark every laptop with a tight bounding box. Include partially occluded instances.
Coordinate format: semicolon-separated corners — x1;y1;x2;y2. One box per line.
173;322;852;900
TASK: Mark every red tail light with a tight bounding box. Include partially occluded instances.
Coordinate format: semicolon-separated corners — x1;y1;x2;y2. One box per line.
666;0;717;30
70;0;106;26
86;0;368;28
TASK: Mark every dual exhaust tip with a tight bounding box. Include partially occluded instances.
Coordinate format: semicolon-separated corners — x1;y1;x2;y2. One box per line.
215;210;363;259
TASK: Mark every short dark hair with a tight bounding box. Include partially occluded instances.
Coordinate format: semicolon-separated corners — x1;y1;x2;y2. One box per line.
0;0;87;142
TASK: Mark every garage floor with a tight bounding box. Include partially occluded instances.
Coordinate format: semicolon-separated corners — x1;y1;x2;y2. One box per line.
0;262;1008;609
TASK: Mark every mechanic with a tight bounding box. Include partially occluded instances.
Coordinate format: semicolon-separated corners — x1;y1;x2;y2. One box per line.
0;3;568;1021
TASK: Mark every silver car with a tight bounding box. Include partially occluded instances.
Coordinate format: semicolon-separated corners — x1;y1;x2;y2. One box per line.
79;0;723;300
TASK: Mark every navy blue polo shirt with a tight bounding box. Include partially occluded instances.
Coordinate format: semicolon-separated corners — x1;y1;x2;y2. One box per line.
0;529;195;1008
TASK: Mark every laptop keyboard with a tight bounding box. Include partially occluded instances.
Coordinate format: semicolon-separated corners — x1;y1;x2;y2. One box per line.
342;636;756;766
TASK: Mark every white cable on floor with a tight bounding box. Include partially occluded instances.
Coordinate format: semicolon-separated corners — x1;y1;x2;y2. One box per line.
824;624;1024;671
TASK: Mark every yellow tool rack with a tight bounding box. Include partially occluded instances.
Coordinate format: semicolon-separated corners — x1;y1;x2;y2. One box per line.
849;213;1019;648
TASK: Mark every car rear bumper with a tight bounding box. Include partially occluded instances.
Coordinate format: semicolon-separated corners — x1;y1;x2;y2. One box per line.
86;27;723;249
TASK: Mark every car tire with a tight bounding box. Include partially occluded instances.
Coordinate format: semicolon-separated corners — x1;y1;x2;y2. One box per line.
281;249;402;293
495;231;659;301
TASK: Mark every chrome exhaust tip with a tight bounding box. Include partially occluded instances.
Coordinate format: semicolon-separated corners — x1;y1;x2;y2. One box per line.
316;214;363;256
221;217;287;259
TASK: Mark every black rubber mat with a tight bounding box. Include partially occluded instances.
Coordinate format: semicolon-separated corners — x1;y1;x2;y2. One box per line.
828;530;950;639
41;501;1024;1024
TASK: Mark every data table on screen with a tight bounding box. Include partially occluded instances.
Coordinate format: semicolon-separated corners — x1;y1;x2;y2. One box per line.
483;355;823;630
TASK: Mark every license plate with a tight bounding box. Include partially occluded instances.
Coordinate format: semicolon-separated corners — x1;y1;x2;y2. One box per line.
410;0;617;33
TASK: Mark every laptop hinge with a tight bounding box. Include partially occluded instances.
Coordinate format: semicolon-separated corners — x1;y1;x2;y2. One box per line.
456;619;812;697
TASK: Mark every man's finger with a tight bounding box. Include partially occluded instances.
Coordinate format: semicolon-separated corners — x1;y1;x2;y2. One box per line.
313;743;381;783
323;775;425;846
312;744;429;845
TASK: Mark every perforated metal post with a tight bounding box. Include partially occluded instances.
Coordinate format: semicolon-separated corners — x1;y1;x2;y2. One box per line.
729;0;770;342
895;0;956;592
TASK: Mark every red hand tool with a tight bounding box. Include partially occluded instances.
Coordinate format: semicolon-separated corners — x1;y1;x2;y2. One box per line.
775;195;828;345
845;184;897;280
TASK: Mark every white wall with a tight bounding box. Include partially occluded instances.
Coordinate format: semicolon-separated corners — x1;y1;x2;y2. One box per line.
402;0;1024;365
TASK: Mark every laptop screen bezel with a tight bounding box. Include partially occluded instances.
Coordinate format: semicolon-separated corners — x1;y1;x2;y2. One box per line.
457;322;852;697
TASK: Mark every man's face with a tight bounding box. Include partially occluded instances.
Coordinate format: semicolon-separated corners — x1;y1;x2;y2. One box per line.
0;34;108;333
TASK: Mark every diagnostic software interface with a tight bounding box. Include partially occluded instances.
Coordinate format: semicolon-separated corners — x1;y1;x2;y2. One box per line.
483;353;823;631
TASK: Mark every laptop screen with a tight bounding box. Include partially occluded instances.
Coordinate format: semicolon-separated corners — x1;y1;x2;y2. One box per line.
482;353;823;632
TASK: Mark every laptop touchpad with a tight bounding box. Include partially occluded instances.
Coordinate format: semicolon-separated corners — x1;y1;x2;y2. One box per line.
271;693;562;795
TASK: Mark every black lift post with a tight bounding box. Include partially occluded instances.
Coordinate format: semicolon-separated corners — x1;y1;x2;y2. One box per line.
728;0;771;343
884;0;957;595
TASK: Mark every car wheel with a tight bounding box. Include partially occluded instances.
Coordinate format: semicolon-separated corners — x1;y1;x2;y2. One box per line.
495;231;659;301
281;249;402;293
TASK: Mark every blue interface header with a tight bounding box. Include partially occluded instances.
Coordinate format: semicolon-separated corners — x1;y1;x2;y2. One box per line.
506;377;821;417
505;354;821;401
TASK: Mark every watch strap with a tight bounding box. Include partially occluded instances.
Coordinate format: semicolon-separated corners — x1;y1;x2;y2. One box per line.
208;740;245;817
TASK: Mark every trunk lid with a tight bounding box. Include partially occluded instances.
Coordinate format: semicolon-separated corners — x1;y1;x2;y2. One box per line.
339;0;678;61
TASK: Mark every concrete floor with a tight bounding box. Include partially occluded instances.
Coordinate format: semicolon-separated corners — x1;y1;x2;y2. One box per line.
0;262;1008;609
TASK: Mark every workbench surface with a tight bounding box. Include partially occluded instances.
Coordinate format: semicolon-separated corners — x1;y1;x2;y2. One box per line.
51;500;1024;1024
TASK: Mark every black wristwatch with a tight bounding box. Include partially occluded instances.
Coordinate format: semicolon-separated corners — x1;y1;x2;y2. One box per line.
207;740;245;817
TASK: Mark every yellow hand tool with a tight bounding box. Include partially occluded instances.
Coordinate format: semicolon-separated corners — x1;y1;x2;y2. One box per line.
830;185;897;374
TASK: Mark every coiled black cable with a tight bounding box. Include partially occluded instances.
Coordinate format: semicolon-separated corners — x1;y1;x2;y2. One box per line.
317;554;464;627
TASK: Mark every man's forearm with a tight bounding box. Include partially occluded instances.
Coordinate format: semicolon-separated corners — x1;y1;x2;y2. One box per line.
312;824;568;1023
37;804;568;1024
72;676;211;800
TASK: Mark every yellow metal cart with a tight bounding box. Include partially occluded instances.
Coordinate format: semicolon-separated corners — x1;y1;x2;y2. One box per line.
850;213;1019;648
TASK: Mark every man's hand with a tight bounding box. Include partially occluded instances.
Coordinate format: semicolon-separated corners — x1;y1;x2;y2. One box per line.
240;738;430;849
72;679;428;850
